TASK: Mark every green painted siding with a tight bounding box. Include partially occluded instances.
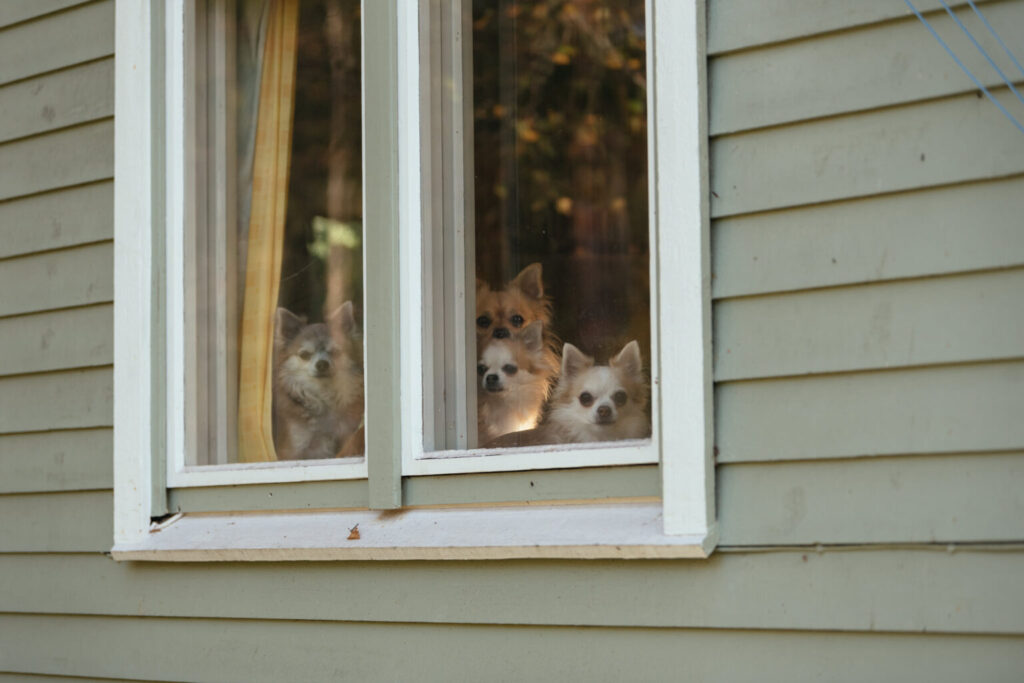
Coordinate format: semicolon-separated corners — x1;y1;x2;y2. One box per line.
1;0;1023;680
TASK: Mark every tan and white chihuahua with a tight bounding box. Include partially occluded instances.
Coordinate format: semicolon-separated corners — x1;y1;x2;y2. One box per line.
476;320;559;443
475;262;553;350
272;301;364;460
544;340;650;443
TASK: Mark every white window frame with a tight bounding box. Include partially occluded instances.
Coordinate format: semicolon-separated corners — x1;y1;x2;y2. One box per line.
113;0;715;559
165;0;370;488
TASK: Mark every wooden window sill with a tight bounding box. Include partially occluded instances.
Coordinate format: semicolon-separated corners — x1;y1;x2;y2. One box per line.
111;502;717;561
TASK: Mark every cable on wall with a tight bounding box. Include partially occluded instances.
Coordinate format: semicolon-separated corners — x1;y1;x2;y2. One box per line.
966;0;1024;80
903;0;1024;135
938;0;1024;108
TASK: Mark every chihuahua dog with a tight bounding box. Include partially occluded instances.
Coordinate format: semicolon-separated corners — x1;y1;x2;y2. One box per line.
272;301;364;460
544;340;650;443
476;320;559;443
475;262;554;350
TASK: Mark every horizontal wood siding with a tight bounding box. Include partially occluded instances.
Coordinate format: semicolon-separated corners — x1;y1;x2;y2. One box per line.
715;268;1024;381
2;550;1023;633
716;362;1024;462
0;428;111;494
718;452;1024;545
0;242;113;318
0;1;93;30
3;614;1023;683
712;175;1024;298
710;0;1024;134
707;0;996;54
0;367;112;433
0;305;112;377
0;181;112;259
711;88;1024;218
0;0;113;86
0;490;111;553
0;119;113;201
1;2;1023;682
0;57;113;143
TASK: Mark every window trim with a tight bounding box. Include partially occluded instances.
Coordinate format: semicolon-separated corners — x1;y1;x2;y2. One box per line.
113;0;715;557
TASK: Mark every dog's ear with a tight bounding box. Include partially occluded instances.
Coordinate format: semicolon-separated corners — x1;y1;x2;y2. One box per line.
275;308;305;343
476;278;490;294
328;300;357;336
561;343;591;379
521;320;544;352
511;262;543;300
610;340;642;377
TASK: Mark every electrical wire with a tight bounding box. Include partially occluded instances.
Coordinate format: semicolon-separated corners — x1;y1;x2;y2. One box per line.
966;0;1024;80
938;0;1024;108
903;0;1024;135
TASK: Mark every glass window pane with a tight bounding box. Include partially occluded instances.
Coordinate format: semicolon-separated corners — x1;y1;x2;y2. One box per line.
466;0;652;450
471;0;647;450
187;0;364;466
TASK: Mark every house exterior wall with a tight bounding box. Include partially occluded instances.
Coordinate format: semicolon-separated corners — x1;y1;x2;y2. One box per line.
2;1;1023;680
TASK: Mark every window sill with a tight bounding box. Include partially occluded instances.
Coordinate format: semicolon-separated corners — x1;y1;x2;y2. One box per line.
110;502;717;561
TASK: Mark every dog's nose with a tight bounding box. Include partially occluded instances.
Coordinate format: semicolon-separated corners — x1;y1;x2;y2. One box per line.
485;374;500;389
315;359;330;373
596;405;613;422
492;327;510;339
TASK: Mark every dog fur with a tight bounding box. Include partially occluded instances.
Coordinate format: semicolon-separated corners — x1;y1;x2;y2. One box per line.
543;340;649;443
476;320;559;443
272;301;364;460
475;262;553;351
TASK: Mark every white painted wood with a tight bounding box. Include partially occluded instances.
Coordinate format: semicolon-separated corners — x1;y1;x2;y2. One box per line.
650;0;714;536
113;0;162;545
398;0;428;462
408;440;657;476
414;0;477;452
110;502;713;561
167;457;367;488
165;0;188;489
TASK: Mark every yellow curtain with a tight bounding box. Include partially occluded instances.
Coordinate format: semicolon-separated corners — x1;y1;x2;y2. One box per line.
237;0;300;463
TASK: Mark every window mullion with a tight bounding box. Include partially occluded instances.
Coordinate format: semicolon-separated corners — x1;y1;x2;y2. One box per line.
363;0;403;509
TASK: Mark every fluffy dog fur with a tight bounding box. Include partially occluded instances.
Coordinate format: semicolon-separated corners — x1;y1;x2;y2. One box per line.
544;340;649;443
476;320;559;443
272;301;364;460
475;263;553;350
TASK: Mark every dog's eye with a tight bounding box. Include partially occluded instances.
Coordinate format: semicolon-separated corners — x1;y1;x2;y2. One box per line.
612;390;628;407
476;315;491;328
502;364;518;375
578;392;594;407
299;350;313;361
510;314;524;327
477;364;487;376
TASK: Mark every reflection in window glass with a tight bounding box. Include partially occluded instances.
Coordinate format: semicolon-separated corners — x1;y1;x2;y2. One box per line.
189;0;364;465
472;0;651;449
